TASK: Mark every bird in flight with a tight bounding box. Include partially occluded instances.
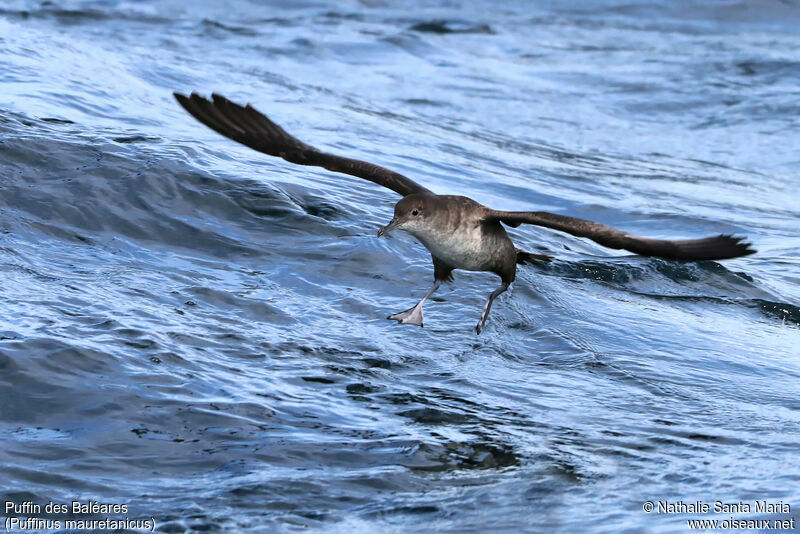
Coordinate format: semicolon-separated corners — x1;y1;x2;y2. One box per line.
174;93;755;334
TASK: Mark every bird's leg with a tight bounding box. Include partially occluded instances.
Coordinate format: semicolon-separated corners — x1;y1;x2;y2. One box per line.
476;282;509;335
387;280;441;327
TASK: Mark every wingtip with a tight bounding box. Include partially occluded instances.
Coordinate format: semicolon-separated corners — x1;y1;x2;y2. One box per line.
211;92;229;105
173;91;206;108
175;91;212;104
719;234;757;258
736;239;757;256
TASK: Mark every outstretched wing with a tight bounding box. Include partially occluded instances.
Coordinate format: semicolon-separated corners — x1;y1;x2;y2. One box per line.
486;210;755;261
174;92;433;197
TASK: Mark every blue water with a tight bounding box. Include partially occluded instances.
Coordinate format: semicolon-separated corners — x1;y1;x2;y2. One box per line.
1;1;799;532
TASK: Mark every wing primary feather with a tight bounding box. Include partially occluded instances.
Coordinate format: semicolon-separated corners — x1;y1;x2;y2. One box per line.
190;93;246;136
486;210;755;261
174;92;433;197
210;94;258;134
175;93;231;137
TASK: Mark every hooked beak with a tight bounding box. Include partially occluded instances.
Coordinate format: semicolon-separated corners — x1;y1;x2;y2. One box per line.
377;218;402;237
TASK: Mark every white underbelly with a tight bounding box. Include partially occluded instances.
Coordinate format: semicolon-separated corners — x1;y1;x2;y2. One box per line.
417;227;495;271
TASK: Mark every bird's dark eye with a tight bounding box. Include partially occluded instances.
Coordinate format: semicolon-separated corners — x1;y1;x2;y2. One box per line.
411;209;420;216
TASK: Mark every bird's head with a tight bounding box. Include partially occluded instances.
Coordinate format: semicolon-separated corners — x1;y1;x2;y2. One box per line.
377;194;433;238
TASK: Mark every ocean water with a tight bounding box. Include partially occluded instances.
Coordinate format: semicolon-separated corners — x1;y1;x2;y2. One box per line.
1;0;799;532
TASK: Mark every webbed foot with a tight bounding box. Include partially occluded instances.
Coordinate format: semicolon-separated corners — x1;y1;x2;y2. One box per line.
387;306;424;327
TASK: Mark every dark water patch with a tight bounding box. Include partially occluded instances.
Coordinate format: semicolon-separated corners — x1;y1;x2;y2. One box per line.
750;298;800;326
404;441;518;471
720;59;800;82
227;187;303;220
536;453;592;482
0;6;106;23
409;20;495;35
0;137;279;257
294;195;344;220
201;18;259;37
322;11;365;23
398;407;473;425
544;259;647;284
40;117;75;124
401;98;449;108
0;5;171;25
2;337;120;377
540;256;768;303
302;376;337;384
112;134;161;144
255;16;297;27
362;357;392;369
346;382;382;395
0;109;80;135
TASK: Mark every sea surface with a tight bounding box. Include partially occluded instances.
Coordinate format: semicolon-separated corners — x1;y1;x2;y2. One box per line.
1;1;799;532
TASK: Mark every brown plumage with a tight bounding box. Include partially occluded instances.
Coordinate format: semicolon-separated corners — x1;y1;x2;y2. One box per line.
174;92;756;334
173;92;431;197
487;210;753;261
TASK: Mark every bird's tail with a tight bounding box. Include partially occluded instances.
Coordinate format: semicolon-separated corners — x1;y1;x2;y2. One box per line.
516;249;553;265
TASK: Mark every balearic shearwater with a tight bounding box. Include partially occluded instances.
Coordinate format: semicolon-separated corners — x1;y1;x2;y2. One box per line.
174;93;755;334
